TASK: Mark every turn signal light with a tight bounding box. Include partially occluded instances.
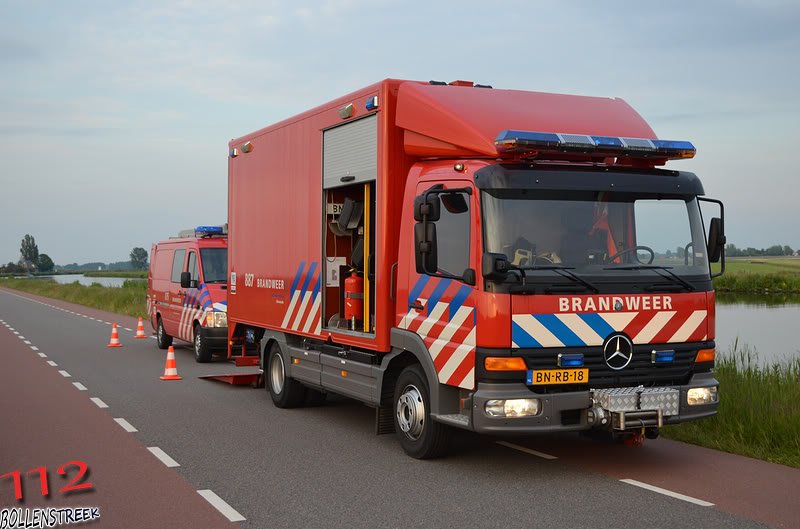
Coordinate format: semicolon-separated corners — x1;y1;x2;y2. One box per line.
696;348;716;363
485;357;527;371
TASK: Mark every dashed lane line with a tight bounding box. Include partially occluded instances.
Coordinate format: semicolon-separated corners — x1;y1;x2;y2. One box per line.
113;418;138;433
496;441;558;460
30;346;38;351
72;382;88;391
37;352;47;358
620;478;714;507
58;370;71;378
147;447;180;468
46;360;58;367
90;397;109;409
197;490;246;522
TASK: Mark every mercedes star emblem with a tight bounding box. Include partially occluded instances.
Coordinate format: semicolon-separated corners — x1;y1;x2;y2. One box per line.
603;334;634;370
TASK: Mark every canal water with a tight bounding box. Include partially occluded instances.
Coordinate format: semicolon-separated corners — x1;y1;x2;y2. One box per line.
716;293;800;367
41;274;144;288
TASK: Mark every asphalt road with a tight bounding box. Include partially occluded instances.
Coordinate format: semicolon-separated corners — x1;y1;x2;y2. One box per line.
2;287;798;529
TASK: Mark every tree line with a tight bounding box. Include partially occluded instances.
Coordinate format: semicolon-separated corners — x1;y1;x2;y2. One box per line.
0;234;149;274
725;243;796;257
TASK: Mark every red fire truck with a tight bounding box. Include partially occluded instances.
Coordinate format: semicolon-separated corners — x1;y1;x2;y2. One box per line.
226;79;725;458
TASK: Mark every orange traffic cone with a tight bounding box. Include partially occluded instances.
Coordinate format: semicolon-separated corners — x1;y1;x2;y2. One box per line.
160;346;182;380
107;323;123;348
134;317;147;339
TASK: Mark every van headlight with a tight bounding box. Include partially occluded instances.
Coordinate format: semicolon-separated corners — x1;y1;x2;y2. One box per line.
485;398;541;417
687;386;718;405
207;312;227;328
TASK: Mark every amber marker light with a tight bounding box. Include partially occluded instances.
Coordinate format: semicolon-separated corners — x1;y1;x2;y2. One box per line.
485;357;527;371
696;348;716;363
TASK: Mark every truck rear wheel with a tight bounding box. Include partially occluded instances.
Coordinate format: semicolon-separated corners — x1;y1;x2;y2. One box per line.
393;365;451;459
267;344;306;408
156;317;172;350
193;323;212;363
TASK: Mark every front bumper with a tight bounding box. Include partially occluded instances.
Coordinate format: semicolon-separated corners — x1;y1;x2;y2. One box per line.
468;372;718;435
199;326;228;351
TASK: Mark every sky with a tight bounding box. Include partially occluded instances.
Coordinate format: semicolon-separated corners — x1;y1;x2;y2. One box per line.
1;0;798;265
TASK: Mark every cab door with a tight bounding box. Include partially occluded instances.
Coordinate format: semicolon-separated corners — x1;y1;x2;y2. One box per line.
164;248;186;339
398;181;478;390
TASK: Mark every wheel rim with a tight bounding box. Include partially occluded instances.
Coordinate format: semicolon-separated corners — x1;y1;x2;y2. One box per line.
396;384;425;440
158;321;163;341
270;352;285;395
194;331;201;355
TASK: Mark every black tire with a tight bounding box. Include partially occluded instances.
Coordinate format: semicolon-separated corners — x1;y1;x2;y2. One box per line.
393;365;451;459
193;324;212;363
267;344;306;408
156;316;172;350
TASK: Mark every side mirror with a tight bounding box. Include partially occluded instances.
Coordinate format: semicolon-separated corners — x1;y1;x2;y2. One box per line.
441;193;469;214
414;222;438;274
180;271;192;288
482;252;510;280
413;194;441;222
461;268;476;286
707;217;725;263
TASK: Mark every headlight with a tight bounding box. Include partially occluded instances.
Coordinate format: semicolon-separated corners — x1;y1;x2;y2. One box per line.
207;311;227;328
485;398;541;418
687;386;718;405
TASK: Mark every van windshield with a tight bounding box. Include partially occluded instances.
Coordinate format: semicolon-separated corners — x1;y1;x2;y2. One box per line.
200;248;227;283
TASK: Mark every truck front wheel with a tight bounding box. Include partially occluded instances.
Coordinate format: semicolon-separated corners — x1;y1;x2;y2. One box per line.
156;317;172;350
193;324;212;363
267;344;306;408
393;365;451;459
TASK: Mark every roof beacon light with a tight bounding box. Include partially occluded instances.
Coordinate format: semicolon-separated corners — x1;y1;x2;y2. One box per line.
365;96;378;111
495;130;695;161
195;226;225;236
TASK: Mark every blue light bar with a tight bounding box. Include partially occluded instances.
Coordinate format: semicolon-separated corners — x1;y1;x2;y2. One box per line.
365;96;378;111
558;353;585;368
195;226;224;235
494;129;696;161
651;350;676;364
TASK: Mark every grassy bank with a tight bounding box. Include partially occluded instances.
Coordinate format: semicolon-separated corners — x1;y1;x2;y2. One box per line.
83;270;148;279
713;258;800;293
662;344;800;468
0;278;146;318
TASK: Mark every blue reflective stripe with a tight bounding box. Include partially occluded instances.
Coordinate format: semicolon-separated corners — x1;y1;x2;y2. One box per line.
534;314;585;347
512;321;542;348
427;278;451;316
289;262;306;294
311;274;321;300
408;275;430;307
449;285;472;321
300;262;318;296
579;313;616;340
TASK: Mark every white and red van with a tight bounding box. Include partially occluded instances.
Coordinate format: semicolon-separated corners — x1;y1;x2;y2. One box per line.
147;226;228;362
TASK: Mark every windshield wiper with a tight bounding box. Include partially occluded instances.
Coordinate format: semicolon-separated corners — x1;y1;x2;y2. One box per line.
602;264;695;292
515;264;600;294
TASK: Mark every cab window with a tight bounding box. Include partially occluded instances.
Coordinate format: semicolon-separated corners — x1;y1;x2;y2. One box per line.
187;251;198;281
170;249;186;282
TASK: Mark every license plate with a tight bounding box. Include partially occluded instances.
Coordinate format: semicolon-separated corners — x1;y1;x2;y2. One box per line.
527;368;589;385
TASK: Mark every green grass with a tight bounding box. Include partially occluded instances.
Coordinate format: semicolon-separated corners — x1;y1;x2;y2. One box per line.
713;258;800;293
662;343;800;468
0;278;147;318
83;270;148;278
720;257;800;274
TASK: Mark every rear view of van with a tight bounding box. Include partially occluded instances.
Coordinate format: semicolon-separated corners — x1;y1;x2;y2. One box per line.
147;226;228;362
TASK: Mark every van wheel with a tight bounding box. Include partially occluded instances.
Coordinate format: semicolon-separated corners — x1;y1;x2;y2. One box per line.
156;317;172;350
193;324;212;363
267;344;306;408
394;365;452;459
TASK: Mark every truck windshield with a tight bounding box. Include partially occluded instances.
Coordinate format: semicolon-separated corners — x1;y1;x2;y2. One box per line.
200;248;228;283
482;190;710;287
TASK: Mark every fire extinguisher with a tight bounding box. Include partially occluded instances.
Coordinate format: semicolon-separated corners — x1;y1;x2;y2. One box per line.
344;271;364;330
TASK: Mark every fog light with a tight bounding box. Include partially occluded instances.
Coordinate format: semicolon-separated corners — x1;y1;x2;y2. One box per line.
485;398;540;417
687;386;718;405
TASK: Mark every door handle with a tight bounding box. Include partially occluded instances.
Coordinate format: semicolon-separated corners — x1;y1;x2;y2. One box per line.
409;300;424;311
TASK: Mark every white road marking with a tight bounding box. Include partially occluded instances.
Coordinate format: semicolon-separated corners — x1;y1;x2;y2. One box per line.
104;321;111;325
147;447;179;468
124;327;133;331
18;335;25;339
13;331;19;335
30;346;38;351
73;382;88;391
24;340;31;344
58;370;71;378
620;479;714;507
90;397;108;409
113;418;138;433
496;441;558;460
197;490;246;522
38;352;47;358
46;360;58;366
